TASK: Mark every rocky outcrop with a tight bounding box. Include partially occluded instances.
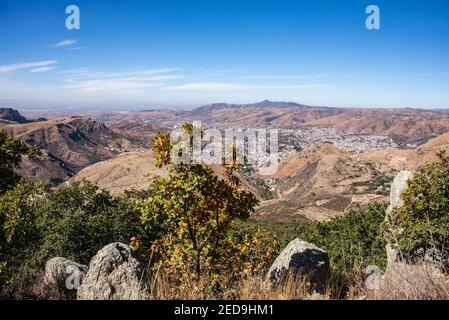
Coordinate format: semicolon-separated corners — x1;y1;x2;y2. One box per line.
267;239;330;292
379;171;448;298
77;242;147;300
44;257;88;299
384;171;413;267
386;171;413;216
0;108;28;123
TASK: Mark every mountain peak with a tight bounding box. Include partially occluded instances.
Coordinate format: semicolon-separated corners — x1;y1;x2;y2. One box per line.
0;108;28;124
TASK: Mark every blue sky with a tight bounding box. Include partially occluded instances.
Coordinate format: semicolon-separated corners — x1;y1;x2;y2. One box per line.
0;0;448;110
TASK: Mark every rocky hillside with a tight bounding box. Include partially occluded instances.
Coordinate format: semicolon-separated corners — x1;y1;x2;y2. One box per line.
255;131;449;221
0;107;28;124
301;108;449;145
88;101;449;146
22;101;449;146
1;115;133;184
67;130;449;222
69;151;262;199
69;151;165;194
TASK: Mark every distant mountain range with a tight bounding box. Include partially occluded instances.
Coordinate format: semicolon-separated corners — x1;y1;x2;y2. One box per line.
189;100;313;116
0;112;133;184
0;107;29;124
2;105;449;221
433;108;449;113
3;102;449;189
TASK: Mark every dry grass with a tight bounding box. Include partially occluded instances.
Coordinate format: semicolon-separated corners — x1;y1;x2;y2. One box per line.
144;261;449;300
4;263;448;300
367;261;449;300
226;275;331;300
145;270;346;300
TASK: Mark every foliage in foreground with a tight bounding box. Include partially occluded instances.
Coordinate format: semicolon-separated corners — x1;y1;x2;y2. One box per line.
384;150;449;268
137;124;278;296
0;181;149;289
296;204;388;274
0;129;39;195
248;204;388;277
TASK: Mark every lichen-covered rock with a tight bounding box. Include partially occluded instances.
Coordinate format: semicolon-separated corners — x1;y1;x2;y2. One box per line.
44;257;88;299
77;242;147;300
267;239;330;292
386;170;413;216
384;171;413;267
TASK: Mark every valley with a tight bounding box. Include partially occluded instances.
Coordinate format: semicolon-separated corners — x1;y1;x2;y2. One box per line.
3;101;449;221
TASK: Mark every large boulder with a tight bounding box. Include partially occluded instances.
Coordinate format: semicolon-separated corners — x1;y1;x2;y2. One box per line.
386;170;413;216
77;242;147;300
267;239;330;292
44;257;88;299
384;171;413;267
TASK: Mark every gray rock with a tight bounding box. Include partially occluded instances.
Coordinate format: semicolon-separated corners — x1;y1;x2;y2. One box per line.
44;257;88;299
77;242;147;300
384;171;413;268
267;239;330;292
386;170;413;216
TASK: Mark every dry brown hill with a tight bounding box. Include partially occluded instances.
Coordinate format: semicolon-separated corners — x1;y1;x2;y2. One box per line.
69;151;165;194
20;102;449;146
1;117;133;184
130;102;449;146
256;132;449;221
301;108;449;145
65;130;449;221
69;151;263;198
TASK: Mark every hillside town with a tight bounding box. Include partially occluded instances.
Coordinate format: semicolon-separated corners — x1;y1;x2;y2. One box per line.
279;127;400;155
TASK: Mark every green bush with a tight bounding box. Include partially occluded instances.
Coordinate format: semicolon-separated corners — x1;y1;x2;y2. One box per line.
0;180;152;293
384;151;449;266
0;182;48;285
0;129;39;195
33;181;151;266
247;204;387;276
295;204;387;274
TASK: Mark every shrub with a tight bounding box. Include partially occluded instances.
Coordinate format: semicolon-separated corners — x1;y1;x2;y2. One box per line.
138;124;277;296
0;180;151;297
0;182;48;285
384;151;449;267
247;204;388;278
34;181;151;266
0;129;39;195
296;204;388;274
290;204;388;295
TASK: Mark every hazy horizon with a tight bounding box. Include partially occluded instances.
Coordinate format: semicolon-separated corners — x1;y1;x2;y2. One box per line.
1;0;449;110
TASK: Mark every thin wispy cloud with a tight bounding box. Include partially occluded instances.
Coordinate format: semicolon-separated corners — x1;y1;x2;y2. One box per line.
65;46;85;51
0;60;58;74
237;73;327;80
165;82;326;91
30;66;56;73
118;75;183;81
61;67;182;94
90;68;179;79
65;78;165;93
58;67;95;75
60;68;179;79
51;39;77;47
